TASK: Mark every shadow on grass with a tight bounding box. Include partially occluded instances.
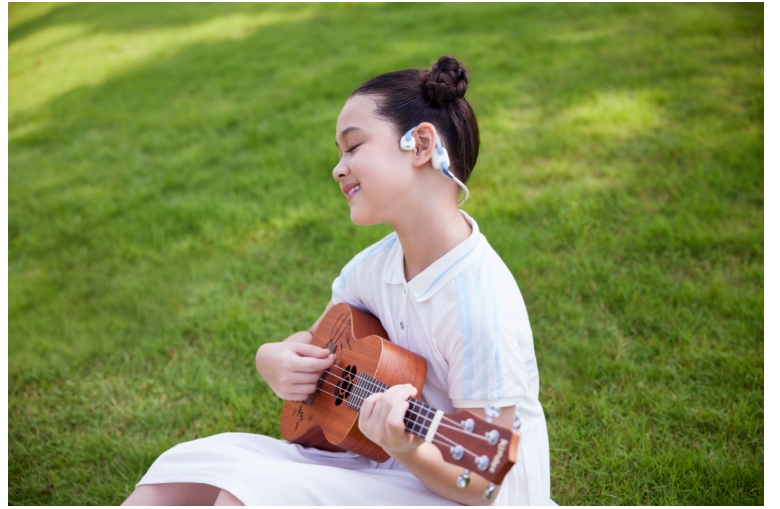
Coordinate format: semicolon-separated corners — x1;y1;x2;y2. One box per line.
9;2;763;505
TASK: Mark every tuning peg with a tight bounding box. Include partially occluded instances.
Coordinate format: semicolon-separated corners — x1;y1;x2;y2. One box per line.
460;418;475;433
456;469;471;488
484;404;501;423
513;414;524;431
475;454;489;471
450;444;464;461
483;482;496;500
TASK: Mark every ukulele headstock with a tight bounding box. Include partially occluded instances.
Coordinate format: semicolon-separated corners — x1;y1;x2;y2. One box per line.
427;405;521;499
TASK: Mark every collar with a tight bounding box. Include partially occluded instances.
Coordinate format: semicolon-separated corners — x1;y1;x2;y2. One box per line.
383;210;487;302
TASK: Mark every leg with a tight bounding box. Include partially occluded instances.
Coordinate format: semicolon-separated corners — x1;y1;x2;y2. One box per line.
214;489;244;506
122;482;220;506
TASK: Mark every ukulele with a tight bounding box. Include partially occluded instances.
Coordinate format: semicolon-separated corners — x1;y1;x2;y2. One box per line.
280;303;521;499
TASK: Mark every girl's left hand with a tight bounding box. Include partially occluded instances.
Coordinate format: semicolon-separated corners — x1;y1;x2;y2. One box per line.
358;384;421;455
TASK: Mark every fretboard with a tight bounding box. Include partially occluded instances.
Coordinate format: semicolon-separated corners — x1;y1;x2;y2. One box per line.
346;372;437;439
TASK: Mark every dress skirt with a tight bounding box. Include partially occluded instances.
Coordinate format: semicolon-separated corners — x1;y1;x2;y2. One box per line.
137;427;552;506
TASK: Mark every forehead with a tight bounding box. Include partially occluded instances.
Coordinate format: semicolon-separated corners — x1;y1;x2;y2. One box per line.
336;95;386;137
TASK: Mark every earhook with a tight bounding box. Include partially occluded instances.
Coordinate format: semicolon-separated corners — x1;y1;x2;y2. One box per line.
400;126;418;151
398;125;470;206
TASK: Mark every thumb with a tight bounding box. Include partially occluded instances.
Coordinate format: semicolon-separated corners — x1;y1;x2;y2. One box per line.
292;342;333;358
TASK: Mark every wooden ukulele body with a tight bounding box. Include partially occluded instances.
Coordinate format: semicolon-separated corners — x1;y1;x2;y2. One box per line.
280;303;427;463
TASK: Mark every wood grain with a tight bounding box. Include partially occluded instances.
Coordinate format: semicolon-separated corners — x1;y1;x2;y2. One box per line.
280;303;427;462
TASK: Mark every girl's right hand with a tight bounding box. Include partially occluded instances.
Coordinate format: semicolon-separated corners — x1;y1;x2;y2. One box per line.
255;340;337;401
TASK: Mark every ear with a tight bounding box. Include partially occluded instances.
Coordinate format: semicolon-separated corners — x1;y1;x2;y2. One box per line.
410;122;438;169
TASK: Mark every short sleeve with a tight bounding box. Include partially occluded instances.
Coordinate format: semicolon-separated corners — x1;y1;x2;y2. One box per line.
443;258;531;409
446;325;529;409
331;259;366;310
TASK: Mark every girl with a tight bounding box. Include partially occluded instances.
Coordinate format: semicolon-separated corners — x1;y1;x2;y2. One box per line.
123;55;551;506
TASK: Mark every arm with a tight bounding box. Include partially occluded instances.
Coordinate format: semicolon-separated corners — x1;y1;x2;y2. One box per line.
255;302;335;400
359;384;516;506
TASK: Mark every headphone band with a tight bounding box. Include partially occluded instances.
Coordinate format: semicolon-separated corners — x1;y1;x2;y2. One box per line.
399;125;469;206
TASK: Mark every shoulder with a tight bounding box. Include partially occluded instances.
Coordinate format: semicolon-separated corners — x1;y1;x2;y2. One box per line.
332;231;398;295
453;240;525;313
432;238;531;347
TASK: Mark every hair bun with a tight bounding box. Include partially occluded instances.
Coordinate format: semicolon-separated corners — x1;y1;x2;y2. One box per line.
421;55;469;106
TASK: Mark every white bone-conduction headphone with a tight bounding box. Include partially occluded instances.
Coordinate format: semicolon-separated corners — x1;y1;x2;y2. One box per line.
400;126;470;206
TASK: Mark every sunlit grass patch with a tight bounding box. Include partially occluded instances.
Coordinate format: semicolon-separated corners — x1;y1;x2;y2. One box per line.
557;90;665;139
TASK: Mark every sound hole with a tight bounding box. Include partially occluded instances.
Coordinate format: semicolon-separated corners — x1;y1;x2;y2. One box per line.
334;364;357;406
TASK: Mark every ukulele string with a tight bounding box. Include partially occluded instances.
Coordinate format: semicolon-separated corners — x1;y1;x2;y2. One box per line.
320;365;486;438
315;368;491;445
322;364;465;430
306;384;483;460
318;368;451;429
316;376;436;424
315;377;452;434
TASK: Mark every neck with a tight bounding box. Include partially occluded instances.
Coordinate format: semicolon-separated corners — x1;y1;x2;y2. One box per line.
389;204;472;282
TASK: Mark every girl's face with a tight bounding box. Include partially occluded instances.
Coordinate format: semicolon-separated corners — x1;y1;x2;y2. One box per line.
333;95;414;226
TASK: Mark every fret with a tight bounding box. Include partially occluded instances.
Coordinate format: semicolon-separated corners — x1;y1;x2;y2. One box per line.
346;373;362;411
421;404;434;439
416;401;428;437
404;402;421;437
404;398;433;439
360;376;371;400
346;372;438;441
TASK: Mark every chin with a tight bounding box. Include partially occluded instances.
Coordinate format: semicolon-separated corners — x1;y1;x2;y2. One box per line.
349;208;382;226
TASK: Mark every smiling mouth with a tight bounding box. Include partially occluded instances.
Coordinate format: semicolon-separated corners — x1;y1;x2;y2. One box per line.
346;184;361;199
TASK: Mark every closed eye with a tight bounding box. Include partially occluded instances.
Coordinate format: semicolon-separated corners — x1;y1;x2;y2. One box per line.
346;144;360;153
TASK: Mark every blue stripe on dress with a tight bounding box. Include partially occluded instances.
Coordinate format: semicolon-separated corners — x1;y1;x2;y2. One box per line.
485;253;504;398
455;271;475;399
332;234;397;294
455;253;503;401
419;240;481;300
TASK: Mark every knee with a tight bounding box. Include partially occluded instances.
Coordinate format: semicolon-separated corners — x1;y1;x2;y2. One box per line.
122;483;221;506
214;489;244;506
122;484;161;506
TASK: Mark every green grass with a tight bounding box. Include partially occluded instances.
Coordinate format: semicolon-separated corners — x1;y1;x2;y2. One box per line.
8;2;763;505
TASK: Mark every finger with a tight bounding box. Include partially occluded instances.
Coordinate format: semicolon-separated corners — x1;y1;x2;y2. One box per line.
382;384;416;427
292;342;335;359
386;397;411;434
289;372;323;384
382;384;417;405
358;396;379;437
378;394;408;432
360;393;379;422
295;353;337;373
290;382;318;394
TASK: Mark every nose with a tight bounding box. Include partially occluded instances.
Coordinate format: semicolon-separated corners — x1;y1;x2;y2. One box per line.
332;157;349;181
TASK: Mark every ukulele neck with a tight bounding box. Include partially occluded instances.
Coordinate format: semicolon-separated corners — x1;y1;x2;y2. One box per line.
345;372;437;439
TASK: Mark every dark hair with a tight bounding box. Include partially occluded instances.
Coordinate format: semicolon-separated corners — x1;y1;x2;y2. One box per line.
350;55;480;183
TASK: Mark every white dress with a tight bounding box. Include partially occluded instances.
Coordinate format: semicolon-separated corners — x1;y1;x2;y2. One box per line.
138;212;553;505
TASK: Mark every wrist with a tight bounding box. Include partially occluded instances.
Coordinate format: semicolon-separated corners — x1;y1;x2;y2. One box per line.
383;437;424;460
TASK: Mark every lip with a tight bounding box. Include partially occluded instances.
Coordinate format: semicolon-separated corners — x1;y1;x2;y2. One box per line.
341;182;361;201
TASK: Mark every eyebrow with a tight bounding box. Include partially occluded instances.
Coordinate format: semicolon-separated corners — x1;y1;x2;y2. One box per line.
335;126;362;147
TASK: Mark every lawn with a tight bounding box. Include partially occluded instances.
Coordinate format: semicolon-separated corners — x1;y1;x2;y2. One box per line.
8;2;763;505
